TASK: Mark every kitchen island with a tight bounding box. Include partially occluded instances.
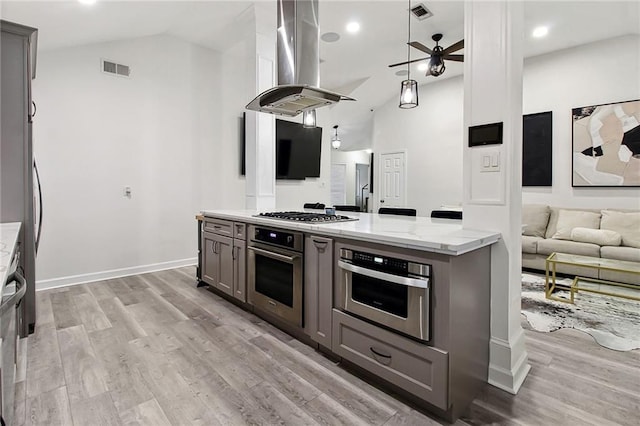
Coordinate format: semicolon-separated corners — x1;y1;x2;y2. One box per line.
198;210;500;422
200;209;500;255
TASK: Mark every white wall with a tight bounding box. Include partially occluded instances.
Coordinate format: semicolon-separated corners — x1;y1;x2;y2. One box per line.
33;35;222;286
331;149;370;206
372;76;464;216
522;35;640;209
371;35;640;215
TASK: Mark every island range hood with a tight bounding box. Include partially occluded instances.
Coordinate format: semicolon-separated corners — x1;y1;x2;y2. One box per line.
246;0;354;117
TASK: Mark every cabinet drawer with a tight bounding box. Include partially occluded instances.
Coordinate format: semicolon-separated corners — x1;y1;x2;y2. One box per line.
233;222;246;240
203;218;233;237
332;309;449;410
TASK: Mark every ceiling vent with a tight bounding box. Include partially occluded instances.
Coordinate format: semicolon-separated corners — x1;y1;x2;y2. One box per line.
102;59;130;77
411;3;433;20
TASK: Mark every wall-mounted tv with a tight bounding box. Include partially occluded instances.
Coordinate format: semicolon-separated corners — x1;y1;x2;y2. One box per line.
276;119;322;180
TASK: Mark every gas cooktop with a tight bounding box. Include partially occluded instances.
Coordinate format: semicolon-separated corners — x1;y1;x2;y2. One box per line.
255;211;358;223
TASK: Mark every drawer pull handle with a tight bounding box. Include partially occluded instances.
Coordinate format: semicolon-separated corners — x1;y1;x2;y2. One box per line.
370;346;392;360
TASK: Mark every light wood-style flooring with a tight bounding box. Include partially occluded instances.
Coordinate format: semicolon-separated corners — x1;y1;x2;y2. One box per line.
16;267;640;425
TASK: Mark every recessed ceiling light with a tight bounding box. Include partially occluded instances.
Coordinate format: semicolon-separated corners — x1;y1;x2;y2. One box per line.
395;70;408;77
78;0;97;4
417;63;428;72
532;26;548;38
321;32;340;43
346;22;360;34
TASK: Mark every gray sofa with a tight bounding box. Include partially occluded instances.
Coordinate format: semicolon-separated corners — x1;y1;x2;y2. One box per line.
522;205;640;285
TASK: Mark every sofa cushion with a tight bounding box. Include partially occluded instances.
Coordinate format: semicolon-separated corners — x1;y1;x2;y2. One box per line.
522;235;543;254
600;245;640;263
570;227;621;246
552;209;601;240
545;207;602;239
600;210;640;248
537;239;600;257
522;204;550;238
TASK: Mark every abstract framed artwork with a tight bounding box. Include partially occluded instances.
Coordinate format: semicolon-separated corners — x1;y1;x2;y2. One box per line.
523;111;553;187
572;99;640;187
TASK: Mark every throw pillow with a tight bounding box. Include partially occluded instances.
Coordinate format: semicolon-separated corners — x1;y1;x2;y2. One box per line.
570;227;622;246
522;204;550;238
600;210;640;248
552;209;601;240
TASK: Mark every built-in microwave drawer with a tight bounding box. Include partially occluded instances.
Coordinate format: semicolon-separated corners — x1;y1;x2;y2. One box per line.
332;309;449;410
233;222;246;240
203;218;233;237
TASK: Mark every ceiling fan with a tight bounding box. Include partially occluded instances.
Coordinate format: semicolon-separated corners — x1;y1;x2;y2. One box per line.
389;33;464;77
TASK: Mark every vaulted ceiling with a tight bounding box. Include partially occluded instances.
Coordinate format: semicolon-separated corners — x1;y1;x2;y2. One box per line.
2;1;639;150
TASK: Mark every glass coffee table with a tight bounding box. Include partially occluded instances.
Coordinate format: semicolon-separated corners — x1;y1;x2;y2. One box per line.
545;252;640;304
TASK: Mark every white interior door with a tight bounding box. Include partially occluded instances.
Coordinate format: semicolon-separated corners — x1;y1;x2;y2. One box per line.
330;163;346;206
379;152;406;207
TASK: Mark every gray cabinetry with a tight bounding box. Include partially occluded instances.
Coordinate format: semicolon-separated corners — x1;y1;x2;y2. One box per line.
232;238;246;301
332;309;449;409
202;218;246;302
304;236;333;348
331;239;491;422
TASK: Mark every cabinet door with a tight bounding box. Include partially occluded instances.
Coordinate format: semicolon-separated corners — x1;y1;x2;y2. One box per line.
215;234;234;297
304;236;333;348
233;239;246;302
202;231;219;286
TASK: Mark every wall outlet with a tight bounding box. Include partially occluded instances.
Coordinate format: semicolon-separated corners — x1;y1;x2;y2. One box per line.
124;186;132;198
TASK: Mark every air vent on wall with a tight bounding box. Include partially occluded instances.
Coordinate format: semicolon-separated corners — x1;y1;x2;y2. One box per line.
411;3;433;20
101;59;131;77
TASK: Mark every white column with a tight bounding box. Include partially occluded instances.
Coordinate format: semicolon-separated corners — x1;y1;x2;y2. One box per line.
245;6;277;211
462;1;530;394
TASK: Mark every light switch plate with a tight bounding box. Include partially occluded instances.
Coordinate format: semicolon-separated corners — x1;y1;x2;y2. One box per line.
480;151;500;173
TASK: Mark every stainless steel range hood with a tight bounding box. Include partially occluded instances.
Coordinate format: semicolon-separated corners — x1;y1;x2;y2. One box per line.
246;0;354;117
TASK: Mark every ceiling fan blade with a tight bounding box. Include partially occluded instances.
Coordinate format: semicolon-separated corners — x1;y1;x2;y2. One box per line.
442;39;464;55
388;57;430;68
443;54;464;62
408;41;433;55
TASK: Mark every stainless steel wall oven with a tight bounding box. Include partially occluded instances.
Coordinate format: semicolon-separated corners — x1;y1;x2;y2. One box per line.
247;225;303;327
338;249;431;342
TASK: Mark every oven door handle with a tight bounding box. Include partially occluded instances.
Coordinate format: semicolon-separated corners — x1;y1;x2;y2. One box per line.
1;271;27;315
338;260;429;289
247;246;300;263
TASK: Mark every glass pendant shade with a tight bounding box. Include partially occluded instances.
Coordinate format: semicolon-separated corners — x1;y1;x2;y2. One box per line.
303;110;316;128
399;79;418;109
429;56;446;77
398;0;418;109
331;125;341;149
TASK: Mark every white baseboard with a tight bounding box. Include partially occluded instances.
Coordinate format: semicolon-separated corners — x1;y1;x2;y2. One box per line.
487;329;531;394
36;258;197;291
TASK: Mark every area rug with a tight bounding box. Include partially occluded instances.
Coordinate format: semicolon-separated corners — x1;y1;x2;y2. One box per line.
521;273;640;351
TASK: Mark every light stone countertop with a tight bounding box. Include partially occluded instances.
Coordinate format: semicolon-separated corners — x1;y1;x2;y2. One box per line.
200;210;501;256
1;222;21;287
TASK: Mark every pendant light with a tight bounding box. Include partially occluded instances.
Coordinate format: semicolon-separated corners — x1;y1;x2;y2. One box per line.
331;125;341;149
303;110;317;128
399;0;418;109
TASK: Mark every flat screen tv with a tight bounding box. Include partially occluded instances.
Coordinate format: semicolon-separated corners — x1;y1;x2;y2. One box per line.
276;119;322;180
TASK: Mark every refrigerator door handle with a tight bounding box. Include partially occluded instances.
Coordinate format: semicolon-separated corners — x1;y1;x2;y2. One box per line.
34;158;43;254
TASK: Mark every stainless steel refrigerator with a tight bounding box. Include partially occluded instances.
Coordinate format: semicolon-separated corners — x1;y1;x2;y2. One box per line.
1;20;40;338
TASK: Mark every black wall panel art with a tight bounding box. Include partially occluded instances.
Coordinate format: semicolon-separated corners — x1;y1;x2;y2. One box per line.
572;99;640;187
523;111;553;187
